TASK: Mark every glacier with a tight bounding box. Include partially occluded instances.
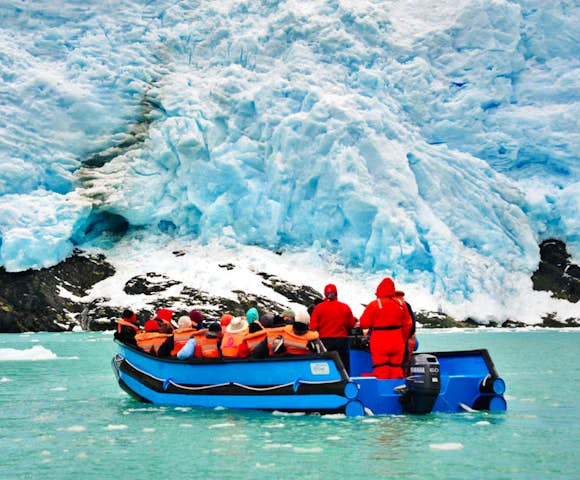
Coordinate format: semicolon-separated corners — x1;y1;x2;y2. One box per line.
0;0;578;322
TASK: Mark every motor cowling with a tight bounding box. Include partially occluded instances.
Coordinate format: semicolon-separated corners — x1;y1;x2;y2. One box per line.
400;354;441;414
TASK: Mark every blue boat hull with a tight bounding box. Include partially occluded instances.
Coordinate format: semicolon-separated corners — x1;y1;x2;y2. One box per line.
112;340;507;416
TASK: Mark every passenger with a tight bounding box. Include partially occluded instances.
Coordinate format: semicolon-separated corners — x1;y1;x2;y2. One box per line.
220;313;234;331
171;316;199;356
178;322;223;360
259;312;275;328
359;277;407;379
136;319;174;357
260;315;291;356
189;310;206;330
114;309;140;346
394;289;418;371
281;309;295;324
248;314;286;358
220;316;250;358
309;284;357;372
241;322;268;357
155;308;174;330
196;322;223;358
279;310;324;355
246;307;263;333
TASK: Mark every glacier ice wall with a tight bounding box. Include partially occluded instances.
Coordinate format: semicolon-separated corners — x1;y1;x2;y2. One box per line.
0;0;578;310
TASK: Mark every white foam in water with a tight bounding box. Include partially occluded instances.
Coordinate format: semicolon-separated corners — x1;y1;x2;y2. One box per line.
209;422;236;429
326;436;341;441
0;377;11;382
255;463;276;469
271;411;305;417
0;345;57;361
294;447;323;453
362;418;380;424
50;387;67;391
34;414;58;423
263;423;285;429
321;414;346;420
179;423;193;428
429;443;464;451
105;424;128;431
60;425;86;432
142;428;156;433
475;421;491;426
262;443;293;450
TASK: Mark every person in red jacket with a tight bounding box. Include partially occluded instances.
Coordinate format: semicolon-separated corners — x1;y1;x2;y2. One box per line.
359;277;407;379
310;284;356;373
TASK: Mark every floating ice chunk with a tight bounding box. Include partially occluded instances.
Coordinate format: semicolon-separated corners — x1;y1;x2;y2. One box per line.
262;443;293;450
0;346;57;361
209;422;236;429
105;424;128;431
294;447;323;453
60;426;86;432
429;443;464;451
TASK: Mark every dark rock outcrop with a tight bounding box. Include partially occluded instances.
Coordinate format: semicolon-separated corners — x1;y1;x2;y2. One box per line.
257;272;324;308
415;311;471;329
124;273;180;295
0;250;116;332
540;312;580;328
532;239;580;302
3;239;579;332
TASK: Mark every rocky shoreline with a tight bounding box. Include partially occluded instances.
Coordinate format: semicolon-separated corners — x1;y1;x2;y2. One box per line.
0;240;578;333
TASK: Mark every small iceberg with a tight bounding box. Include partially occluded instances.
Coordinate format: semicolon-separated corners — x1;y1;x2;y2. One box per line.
429;443;464;450
0;345;57;361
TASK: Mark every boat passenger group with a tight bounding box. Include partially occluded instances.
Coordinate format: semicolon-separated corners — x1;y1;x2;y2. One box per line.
114;277;417;379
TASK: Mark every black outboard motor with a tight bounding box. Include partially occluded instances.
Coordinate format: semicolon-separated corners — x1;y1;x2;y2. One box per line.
399;354;441;414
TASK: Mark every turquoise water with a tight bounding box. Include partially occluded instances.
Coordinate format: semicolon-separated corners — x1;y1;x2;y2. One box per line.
1;330;579;480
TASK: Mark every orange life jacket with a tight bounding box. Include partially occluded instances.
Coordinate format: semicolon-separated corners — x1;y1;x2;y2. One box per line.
195;335;221;358
116;319;140;333
221;328;250;357
170;328;207;356
243;330;268;353
278;325;319;355
135;332;172;355
265;326;290;355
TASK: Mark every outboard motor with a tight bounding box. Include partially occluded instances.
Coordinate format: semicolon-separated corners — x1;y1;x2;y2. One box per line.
399;354;441;414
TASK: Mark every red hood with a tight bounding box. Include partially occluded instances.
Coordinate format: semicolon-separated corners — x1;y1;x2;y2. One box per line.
375;277;395;298
156;308;173;322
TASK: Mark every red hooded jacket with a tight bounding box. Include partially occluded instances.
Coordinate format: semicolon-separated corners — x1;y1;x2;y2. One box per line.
310;295;356;338
359;278;407;331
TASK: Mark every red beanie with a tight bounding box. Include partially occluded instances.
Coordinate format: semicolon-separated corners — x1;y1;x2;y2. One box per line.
189;310;205;325
220;314;233;328
144;319;161;332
